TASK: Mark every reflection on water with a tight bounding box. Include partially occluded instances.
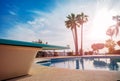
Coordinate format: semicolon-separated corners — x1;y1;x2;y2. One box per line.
38;57;120;71
80;58;84;70
109;58;119;71
76;59;79;69
93;59;108;68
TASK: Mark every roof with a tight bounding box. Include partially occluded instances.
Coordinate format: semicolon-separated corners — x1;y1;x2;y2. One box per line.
0;39;70;50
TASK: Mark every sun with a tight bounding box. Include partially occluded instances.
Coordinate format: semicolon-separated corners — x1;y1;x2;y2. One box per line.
89;8;116;41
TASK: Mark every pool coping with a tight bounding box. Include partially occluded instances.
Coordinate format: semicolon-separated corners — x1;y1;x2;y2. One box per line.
38;55;120;60
34;55;120;64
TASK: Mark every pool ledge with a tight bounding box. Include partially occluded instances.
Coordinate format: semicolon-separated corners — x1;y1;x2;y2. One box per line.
0;39;68;80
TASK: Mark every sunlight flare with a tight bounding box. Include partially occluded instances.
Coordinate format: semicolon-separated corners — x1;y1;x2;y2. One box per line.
89;8;116;40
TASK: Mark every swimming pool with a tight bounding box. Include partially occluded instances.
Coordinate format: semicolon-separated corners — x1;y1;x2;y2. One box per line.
37;56;120;71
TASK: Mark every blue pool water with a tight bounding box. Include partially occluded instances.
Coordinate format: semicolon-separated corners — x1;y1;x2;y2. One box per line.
37;57;120;71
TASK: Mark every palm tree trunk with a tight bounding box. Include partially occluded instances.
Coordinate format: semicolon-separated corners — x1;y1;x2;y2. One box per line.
72;29;76;49
80;24;83;56
74;26;79;55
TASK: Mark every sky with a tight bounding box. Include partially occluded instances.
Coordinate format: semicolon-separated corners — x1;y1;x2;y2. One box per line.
0;0;120;52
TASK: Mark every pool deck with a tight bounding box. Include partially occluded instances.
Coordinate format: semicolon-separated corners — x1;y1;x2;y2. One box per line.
7;56;120;81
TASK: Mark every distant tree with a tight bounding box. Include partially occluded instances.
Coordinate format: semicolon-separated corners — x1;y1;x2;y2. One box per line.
105;39;116;53
117;40;120;47
32;39;43;44
91;44;99;54
91;43;104;54
37;39;43;43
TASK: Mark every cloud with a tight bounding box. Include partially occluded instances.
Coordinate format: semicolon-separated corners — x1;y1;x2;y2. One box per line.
6;24;38;41
9;11;17;15
6;0;120;51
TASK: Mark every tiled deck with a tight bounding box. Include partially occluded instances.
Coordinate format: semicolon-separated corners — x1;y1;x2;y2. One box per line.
7;56;120;81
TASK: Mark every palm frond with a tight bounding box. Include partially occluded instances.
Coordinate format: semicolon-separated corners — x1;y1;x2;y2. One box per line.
76;12;88;25
67;15;71;20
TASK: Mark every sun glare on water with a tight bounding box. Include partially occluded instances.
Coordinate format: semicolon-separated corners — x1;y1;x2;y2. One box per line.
89;8;116;41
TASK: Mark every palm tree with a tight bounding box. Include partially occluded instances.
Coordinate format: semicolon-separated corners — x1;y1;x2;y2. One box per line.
106;26;115;40
106;15;120;38
105;15;120;54
76;12;88;56
105;39;116;53
65;13;79;55
112;15;120;36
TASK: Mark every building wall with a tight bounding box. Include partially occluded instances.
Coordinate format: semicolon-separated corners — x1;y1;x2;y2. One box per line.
0;45;41;80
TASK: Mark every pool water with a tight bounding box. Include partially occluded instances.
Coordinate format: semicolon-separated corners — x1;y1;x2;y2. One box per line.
37;57;120;71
